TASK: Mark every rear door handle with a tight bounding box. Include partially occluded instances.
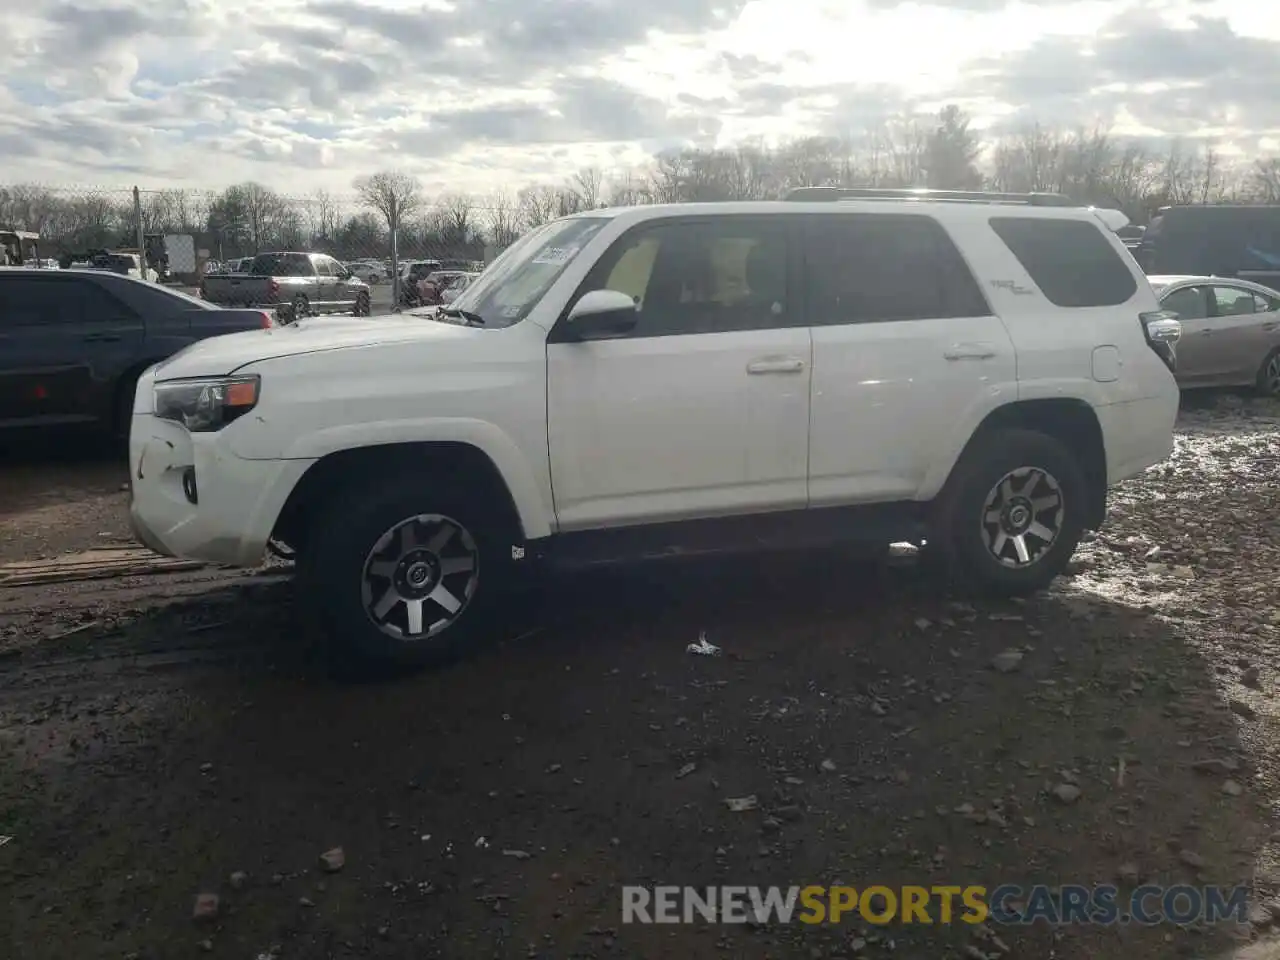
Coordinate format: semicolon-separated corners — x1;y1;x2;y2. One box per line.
747;357;805;374
82;334;122;343
943;343;997;361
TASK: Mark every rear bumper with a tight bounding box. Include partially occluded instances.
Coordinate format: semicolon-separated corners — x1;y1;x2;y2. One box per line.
1098;392;1179;485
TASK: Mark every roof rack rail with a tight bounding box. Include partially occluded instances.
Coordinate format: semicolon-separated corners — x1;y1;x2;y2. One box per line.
783;186;1078;207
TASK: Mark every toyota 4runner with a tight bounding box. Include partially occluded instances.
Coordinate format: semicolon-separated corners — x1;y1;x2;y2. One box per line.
127;188;1183;671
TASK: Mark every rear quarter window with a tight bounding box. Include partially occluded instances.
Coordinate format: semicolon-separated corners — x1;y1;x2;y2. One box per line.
989;217;1137;308
251;253;312;277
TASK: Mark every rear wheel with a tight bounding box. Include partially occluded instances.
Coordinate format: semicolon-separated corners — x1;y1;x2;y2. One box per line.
932;428;1087;596
1257;349;1280;397
297;476;512;675
290;294;309;322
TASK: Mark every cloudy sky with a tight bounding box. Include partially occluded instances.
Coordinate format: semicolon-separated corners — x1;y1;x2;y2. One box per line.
2;0;1278;195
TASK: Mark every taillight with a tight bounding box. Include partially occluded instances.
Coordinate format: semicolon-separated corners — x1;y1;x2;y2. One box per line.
259;311;273;328
1139;309;1181;373
269;278;280;296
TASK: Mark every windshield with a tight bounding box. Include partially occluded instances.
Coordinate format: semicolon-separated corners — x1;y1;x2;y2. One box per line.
449;217;609;327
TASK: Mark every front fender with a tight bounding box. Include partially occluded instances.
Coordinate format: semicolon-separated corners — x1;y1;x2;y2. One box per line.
279;417;554;539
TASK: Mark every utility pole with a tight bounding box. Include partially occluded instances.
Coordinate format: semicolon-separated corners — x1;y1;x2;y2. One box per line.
390;194;400;311
133;186;147;281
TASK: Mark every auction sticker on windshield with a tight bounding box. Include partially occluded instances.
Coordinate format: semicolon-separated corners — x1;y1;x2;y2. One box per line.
531;246;579;265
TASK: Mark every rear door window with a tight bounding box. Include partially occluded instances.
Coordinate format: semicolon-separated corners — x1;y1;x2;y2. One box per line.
803;213;990;324
989;217;1138;308
0;277;82;326
1211;285;1259;316
1161;286;1208;321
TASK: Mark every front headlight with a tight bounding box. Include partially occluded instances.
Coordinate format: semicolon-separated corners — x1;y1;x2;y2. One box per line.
153;375;260;432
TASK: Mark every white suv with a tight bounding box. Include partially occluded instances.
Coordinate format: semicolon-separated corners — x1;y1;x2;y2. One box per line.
128;188;1182;671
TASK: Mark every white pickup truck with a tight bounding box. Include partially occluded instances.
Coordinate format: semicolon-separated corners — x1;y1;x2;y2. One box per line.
128;190;1181;672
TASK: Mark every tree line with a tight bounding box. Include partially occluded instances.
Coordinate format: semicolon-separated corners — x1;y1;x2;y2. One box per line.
4;105;1280;264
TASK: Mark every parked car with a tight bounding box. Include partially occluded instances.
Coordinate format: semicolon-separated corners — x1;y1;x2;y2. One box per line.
200;252;371;322
418;270;468;305
68;251;156;282
1137;205;1280;290
1150;274;1280;395
128;188;1181;673
0;268;274;439
399;260;442;283
439;272;479;304
346;261;387;284
397;261;445;307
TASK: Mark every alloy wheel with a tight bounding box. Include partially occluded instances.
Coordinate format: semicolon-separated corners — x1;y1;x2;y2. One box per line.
979;467;1065;568
360;513;480;640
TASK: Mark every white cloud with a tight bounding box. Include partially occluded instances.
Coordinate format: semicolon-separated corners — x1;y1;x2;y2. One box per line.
1;0;1278;193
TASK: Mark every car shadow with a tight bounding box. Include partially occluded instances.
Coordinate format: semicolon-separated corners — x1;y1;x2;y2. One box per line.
0;552;1271;960
0;429;127;522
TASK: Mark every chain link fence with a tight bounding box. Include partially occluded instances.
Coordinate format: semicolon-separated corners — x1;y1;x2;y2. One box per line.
0;183;515;310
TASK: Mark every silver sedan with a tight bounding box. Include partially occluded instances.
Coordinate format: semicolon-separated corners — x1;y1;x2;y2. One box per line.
1150;275;1280;396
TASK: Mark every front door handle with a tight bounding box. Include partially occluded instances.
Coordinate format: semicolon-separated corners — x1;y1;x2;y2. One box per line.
943;343;997;361
1262;322;1277;331
1198;329;1214;336
747;357;805;374
82;334;122;343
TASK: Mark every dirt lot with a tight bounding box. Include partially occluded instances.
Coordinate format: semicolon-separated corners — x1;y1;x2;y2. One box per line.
2;397;1280;960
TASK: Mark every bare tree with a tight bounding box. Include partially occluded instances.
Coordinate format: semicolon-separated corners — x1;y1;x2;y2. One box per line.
438;192;475;249
604;168;650;207
242;183;288;253
354;170;424;231
354;170;423;299
516;185;563;230
309;189;341;246
484;189;521;248
1249;158;1280;203
570;167;604;209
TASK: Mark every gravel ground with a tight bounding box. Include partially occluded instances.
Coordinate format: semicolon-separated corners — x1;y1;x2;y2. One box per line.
1;394;1279;960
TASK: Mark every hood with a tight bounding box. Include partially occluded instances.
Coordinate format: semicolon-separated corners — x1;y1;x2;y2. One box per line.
153;312;477;379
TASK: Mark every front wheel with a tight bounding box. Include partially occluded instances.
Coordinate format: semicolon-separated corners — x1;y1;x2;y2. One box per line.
297;478;511;675
933;428;1087;596
353;292;371;317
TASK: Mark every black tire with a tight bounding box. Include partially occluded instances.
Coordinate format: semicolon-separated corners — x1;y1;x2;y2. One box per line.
1257;348;1280;397
354;292;371;317
290;294;310;321
297;475;513;676
932;428;1087;596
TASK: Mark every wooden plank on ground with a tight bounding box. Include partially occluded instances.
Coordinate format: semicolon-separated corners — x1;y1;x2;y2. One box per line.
0;547;207;587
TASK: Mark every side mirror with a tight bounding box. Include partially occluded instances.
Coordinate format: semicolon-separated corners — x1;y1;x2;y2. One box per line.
565;289;638;339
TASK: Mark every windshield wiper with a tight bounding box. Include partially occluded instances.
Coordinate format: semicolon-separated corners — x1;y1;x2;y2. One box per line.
439;306;485;326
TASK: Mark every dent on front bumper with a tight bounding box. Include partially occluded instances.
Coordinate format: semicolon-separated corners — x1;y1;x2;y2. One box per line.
128;414;314;567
